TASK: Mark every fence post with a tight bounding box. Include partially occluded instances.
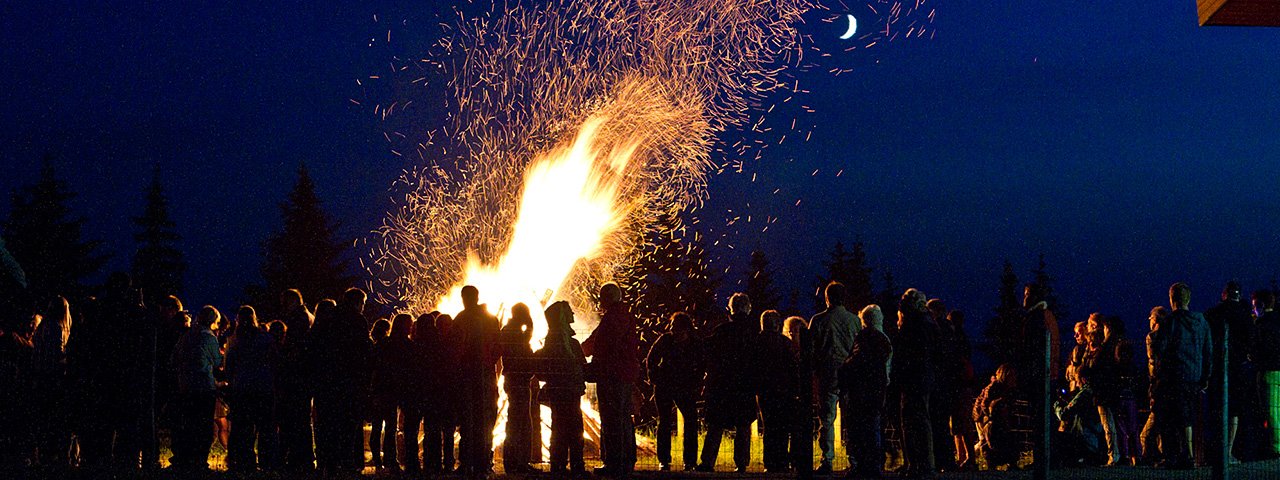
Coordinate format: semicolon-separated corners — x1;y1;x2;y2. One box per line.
1034;327;1051;480
1212;321;1229;480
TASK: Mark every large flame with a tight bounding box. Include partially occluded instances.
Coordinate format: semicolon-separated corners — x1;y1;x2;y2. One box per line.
434;113;641;458
434;115;639;334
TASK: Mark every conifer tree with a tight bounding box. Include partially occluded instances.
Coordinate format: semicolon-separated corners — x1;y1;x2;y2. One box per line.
816;241;875;311
3;154;105;299
259;165;352;313
131;166;186;300
744;249;780;314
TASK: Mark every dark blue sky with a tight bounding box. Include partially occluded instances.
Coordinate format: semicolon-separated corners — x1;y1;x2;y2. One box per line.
2;1;1278;335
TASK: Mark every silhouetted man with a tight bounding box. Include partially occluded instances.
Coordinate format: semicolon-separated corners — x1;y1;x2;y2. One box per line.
1150;283;1213;469
699;293;759;473
277;289;315;470
225;306;279;472
894;289;935;478
646;312;704;472
583;282;639;476
454;285;500;476
758;309;799;473
310;288;371;474
809;281;859;473
1251;290;1280;457
1205;281;1254;463
926;298;957;471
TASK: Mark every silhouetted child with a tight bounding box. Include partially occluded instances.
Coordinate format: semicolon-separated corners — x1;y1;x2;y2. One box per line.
534;301;586;473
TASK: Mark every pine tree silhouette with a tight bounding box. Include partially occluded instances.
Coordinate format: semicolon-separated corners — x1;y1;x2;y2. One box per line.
258;165;352;314
744;250;780;314
985;259;1022;366
131;165;186;301
3;153;105;300
629;212;720;333
816;241;875;312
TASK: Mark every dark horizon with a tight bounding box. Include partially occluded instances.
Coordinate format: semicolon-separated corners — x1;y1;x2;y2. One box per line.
2;0;1279;338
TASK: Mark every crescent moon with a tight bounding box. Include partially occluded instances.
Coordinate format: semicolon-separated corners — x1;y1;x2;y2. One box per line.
839;14;858;40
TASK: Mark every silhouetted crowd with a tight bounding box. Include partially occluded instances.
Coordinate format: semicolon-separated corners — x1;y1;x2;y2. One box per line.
1;270;1275;479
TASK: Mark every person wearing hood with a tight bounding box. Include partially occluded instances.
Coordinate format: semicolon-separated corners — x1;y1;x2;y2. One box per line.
698;292;760;473
534;301;587;474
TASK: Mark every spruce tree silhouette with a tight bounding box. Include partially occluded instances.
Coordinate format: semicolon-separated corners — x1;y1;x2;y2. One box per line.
131;165;186;300
3;153;105;300
744;250;780;313
985;260;1023;365
816;241;874;312
627;211;721;333
258;164;352;315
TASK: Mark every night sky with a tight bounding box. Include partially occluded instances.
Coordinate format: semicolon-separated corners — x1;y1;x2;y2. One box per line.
2;1;1278;343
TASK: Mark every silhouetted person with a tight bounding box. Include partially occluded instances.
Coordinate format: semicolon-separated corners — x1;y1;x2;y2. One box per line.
809;281;859;473
1079;313;1122;466
93;272;155;469
499;303;536;473
1141;306;1170;464
370;313;414;473
1019;283;1058;471
698;292;759;473
1252;289;1280;457
0;301;34;468
311;289;372;474
840;305;892;479
402;312;437;474
894;288;935;478
168;306;223;471
30;296;72;466
432;313;461;472
583;282;640;476
944;310;976;470
784;316;816;479
1205;281;1254;463
454;285;500;475
758;310;798;473
1149;283;1212;469
926;298;956;471
535;301;587;474
973;364;1019;470
225;306;280;472
646;312;704;471
276;289;315;471
153;295;187;448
